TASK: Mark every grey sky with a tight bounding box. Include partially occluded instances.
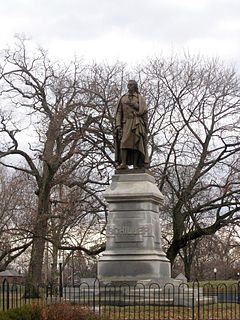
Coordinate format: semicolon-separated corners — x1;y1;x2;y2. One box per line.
0;0;239;66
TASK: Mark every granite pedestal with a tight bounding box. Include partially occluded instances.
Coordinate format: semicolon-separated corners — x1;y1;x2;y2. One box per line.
98;171;171;283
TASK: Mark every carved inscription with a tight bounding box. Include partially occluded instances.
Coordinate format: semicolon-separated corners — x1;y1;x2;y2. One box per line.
107;224;153;243
107;225;151;236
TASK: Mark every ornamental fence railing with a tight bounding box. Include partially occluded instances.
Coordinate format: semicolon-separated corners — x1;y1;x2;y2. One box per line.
0;278;240;319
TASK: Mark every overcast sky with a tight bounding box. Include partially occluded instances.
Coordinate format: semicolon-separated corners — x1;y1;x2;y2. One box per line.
0;0;240;67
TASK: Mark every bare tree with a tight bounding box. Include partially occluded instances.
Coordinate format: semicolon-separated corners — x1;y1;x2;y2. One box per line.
0;38;98;290
0;38;128;292
140;55;240;266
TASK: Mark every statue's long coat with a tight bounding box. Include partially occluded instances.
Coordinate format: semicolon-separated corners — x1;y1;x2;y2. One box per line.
114;92;149;167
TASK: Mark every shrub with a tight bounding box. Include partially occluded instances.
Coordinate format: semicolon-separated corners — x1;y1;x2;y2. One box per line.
36;303;108;320
0;303;108;320
0;304;40;320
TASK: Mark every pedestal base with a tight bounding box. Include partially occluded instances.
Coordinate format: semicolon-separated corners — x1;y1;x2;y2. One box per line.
98;172;171;282
64;278;217;307
98;255;171;281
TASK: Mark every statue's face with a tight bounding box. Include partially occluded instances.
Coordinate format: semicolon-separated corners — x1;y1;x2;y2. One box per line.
128;81;136;93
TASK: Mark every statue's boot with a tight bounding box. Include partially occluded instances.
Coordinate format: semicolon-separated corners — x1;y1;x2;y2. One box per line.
117;164;128;169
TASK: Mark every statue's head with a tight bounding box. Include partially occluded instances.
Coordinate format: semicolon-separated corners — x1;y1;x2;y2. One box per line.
128;80;139;93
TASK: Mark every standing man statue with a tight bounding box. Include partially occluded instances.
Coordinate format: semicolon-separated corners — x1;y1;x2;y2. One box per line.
115;80;149;169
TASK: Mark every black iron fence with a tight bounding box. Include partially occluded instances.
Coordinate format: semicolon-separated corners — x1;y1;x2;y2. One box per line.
0;278;240;319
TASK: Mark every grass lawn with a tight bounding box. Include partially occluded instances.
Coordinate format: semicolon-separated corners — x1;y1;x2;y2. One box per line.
188;280;240;294
100;303;240;319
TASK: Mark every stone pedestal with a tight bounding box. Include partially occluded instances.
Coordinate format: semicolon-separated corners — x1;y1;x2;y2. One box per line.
98;171;171;282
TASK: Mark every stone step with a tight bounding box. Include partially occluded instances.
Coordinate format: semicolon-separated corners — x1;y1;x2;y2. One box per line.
61;287;215;307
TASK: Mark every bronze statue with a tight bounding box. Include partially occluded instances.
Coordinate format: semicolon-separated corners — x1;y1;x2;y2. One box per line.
115;80;149;169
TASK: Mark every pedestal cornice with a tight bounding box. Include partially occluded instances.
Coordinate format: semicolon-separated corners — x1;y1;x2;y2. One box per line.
103;172;164;203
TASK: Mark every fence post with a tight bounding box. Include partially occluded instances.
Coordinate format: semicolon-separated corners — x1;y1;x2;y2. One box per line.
238;281;240;304
2;279;4;311
59;263;63;298
197;280;200;320
2;278;10;311
192;280;196;320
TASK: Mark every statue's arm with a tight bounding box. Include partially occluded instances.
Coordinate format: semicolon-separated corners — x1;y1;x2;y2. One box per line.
115;98;122;128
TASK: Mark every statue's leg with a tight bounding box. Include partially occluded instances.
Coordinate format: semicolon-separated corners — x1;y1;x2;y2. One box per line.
117;149;128;169
133;151;139;169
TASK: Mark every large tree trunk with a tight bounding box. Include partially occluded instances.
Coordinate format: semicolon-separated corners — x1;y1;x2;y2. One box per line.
166;240;181;266
184;261;191;282
51;244;59;296
166;206;185;266
26;164;53;297
182;241;198;282
26;225;47;297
